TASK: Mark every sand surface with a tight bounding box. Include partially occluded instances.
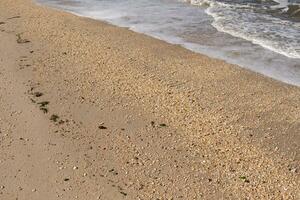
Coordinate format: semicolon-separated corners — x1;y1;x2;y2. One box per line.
0;0;299;199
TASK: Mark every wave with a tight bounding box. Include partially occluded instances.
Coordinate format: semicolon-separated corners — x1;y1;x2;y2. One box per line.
36;0;300;86
185;0;300;59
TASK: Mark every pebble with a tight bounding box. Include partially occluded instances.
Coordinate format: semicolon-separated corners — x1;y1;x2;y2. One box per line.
289;168;297;173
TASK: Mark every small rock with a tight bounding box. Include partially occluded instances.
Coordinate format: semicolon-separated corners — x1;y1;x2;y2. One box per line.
159;123;167;127
50;114;59;122
38;101;49;107
150;121;155;127
40;107;48;114
98;125;107;129
239;176;250;183
120;191;127;196
34;92;43;97
289;168;298;173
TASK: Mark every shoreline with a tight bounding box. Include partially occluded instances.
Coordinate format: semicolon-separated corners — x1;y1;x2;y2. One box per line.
36;0;300;87
0;0;299;199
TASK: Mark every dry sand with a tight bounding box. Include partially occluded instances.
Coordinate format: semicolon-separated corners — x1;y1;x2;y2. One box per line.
0;0;299;199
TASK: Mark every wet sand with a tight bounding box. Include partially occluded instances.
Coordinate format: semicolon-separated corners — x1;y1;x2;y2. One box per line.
0;0;299;199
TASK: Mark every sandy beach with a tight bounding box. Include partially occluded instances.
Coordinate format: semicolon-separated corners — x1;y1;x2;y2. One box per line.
0;0;299;199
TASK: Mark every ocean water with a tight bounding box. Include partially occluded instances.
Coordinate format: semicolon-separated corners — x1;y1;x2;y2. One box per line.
36;0;300;86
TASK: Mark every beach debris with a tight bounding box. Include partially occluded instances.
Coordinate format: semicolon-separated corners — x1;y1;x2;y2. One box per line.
63;178;70;182
34;92;43;97
73;166;78;170
288;166;298;173
239;176;250;183
108;168;118;175
37;101;49;107
40;107;48;113
150;121;155;127
16;33;30;44
159;123;167;127
36;100;49;113
108;168;115;172
32;188;37;192
98;125;107;129
151;121;167;127
7;16;21;20
50;114;59;122
120;191;127;196
289;168;298;173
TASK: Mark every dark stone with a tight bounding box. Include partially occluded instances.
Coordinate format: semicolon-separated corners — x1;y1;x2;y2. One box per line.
50;114;59;122
38;101;49;107
40;107;48;114
150;121;155;127
159;123;167;127
120;191;127;196
98;125;107;129
34;92;43;97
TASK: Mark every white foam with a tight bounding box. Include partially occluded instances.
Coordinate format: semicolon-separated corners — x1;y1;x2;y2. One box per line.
188;0;300;59
36;0;300;86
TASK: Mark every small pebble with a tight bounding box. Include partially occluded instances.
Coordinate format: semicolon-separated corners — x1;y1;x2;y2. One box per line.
98;125;107;129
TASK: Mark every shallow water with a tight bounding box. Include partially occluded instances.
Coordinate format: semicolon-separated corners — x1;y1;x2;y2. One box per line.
37;0;300;86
